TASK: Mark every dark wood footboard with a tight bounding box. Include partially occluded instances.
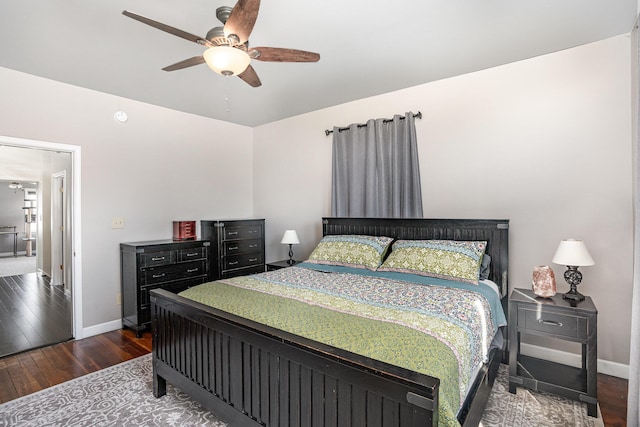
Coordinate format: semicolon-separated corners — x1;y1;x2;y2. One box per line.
151;288;440;427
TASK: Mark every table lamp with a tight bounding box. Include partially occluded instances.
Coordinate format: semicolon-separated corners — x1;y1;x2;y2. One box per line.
280;230;300;265
552;239;595;301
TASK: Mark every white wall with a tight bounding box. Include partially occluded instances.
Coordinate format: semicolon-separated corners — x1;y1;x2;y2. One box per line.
254;35;633;368
0;66;254;328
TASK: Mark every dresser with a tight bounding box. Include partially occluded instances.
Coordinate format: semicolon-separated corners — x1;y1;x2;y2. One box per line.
120;239;210;337
201;219;265;280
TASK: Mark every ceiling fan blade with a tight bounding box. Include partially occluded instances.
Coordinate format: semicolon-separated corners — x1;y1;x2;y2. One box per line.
250;47;320;62
122;10;211;47
162;56;205;71
223;0;260;45
237;65;262;87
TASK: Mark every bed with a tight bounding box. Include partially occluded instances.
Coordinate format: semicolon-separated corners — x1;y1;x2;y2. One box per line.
150;217;509;426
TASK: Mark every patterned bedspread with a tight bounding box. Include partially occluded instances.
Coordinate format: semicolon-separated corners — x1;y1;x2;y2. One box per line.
179;263;506;427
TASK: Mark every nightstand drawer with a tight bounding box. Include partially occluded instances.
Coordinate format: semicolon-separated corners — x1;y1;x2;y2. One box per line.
519;308;586;340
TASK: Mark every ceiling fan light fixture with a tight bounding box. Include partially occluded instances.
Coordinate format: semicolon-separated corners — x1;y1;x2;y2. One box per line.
203;46;250;76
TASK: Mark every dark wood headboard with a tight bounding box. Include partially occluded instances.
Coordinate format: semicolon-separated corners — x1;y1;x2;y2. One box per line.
322;217;509;298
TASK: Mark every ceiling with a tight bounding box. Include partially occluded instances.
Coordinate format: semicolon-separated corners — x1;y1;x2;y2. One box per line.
0;1;637;127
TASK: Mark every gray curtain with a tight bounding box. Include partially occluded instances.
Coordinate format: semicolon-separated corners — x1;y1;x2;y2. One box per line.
629;16;640;427
331;112;423;218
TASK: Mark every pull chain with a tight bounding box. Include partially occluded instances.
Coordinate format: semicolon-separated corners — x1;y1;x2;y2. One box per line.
224;76;231;113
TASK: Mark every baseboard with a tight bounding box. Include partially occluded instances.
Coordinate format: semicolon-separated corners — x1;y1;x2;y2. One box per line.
0;251;27;257
81;319;122;340
521;343;629;379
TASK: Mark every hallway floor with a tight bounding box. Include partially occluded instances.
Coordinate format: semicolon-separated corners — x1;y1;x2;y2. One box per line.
0;273;72;357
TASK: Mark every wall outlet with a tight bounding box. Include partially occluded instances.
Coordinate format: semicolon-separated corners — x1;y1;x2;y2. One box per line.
111;216;125;229
116;292;121;305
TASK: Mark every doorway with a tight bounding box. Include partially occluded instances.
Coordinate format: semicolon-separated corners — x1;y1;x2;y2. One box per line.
0;135;82;355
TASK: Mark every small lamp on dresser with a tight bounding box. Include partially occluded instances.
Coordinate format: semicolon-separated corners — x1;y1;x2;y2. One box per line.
552;238;595;301
281;230;300;265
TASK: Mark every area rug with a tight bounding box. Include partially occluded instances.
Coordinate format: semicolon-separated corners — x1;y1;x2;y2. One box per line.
0;256;36;277
0;355;604;427
481;364;604;427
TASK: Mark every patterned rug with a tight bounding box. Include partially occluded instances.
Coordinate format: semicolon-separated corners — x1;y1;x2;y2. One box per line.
0;355;604;427
482;364;604;427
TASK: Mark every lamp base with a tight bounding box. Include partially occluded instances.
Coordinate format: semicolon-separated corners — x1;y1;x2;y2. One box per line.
562;266;586;302
288;244;295;265
562;289;585;302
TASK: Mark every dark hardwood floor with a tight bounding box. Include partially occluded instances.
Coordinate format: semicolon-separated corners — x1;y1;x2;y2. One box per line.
0;273;72;357
0;328;629;426
0;329;151;404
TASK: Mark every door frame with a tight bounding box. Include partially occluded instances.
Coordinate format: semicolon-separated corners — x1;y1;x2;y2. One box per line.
51;171;66;287
0;135;83;339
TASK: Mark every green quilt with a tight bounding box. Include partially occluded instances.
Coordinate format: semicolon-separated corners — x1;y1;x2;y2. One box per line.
179;265;501;426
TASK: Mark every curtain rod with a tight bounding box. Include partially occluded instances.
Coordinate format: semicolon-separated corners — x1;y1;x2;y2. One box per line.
324;111;422;136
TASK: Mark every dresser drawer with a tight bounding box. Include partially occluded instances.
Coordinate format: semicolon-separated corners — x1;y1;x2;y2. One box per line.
144;260;207;285
140;250;175;268
223;253;264;270
223;225;262;240
223;239;262;256
139;286;182;323
140;276;209;307
221;264;265;279
177;247;206;262
518;308;586;340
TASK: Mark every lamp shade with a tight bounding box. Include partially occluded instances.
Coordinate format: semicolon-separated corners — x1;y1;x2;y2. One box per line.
552;239;595;267
280;230;300;245
203;46;251;76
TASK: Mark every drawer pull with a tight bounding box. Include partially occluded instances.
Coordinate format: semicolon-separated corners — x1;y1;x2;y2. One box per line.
151;256;165;261
249;230;257;234
152;273;166;279
249;258;258;262
185;252;198;257
249;244;258;248
229;261;239;266
538;319;563;327
228;232;239;236
228;246;238;251
186;268;199;273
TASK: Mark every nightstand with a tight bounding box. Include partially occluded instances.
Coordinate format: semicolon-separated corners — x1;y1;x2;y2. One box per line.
266;260;298;271
508;288;598;417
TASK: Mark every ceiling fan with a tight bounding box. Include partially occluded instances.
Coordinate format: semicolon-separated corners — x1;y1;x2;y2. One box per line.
122;0;320;87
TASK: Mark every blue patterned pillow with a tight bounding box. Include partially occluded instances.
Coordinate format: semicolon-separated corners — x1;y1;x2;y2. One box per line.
378;239;487;284
307;235;394;270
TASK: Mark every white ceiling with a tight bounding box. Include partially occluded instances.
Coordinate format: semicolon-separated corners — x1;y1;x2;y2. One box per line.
0;146;45;182
0;0;637;127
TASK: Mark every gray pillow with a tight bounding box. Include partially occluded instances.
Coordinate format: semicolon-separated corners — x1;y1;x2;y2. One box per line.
479;253;491;280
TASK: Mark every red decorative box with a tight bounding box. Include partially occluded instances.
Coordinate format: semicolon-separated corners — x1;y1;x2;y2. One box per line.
173;221;197;241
